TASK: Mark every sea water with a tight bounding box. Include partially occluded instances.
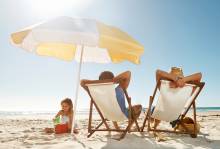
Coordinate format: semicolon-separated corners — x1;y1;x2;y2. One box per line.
0;107;220;116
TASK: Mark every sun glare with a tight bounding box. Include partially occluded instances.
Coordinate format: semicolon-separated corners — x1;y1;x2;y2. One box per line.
28;0;93;17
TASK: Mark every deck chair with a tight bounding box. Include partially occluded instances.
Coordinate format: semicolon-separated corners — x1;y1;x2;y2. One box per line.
141;79;205;137
82;80;141;140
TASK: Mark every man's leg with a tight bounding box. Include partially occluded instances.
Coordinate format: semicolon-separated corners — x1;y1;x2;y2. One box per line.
131;104;142;119
153;119;160;129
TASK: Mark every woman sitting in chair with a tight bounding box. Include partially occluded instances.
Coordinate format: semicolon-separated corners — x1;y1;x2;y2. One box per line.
152;67;202;129
81;71;142;130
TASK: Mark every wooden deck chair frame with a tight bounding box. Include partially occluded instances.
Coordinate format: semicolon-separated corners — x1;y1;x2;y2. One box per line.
141;78;205;138
82;79;141;140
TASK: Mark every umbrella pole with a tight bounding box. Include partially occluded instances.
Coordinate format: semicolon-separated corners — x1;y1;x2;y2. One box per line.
71;45;84;135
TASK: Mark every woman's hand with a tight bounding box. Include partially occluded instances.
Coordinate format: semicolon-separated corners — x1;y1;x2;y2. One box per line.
169;81;178;88
176;78;185;87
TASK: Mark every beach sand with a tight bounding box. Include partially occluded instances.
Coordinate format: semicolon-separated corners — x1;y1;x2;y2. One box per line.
0;111;220;149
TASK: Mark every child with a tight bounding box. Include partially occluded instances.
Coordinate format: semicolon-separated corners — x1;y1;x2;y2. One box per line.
44;98;79;134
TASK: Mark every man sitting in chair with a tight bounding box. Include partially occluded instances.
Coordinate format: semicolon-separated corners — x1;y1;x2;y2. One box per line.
81;71;142;130
152;67;202;129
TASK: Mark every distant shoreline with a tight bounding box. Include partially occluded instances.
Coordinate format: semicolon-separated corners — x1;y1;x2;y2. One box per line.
0;107;220;116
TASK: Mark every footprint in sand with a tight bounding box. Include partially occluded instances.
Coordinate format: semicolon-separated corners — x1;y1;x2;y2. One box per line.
23;130;32;133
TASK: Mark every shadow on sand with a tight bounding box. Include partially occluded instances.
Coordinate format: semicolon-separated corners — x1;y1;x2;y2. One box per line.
100;132;220;149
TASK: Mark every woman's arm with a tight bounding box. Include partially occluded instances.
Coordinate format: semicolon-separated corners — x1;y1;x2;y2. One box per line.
156;69;178;83
176;73;202;87
176;72;202;87
113;71;131;89
183;72;202;83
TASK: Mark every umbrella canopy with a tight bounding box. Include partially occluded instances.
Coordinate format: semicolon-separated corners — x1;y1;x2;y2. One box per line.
11;16;144;64
10;16;144;134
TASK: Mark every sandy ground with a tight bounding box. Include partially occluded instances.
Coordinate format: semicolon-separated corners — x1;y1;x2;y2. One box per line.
0;111;220;149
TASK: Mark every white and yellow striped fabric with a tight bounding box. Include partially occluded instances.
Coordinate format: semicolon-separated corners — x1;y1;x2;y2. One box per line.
10;16;144;64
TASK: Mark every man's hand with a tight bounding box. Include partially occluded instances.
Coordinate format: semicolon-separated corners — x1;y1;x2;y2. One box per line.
176;78;185;87
80;79;86;86
114;71;131;90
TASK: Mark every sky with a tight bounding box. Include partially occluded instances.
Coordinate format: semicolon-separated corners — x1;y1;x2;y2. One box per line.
0;0;219;111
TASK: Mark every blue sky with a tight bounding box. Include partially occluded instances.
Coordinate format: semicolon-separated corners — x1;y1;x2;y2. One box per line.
0;0;219;111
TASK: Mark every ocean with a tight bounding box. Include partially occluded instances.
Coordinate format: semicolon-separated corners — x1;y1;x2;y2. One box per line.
0;107;220;116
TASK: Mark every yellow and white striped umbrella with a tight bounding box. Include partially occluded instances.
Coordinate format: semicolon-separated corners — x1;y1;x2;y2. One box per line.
10;16;144;134
11;16;144;64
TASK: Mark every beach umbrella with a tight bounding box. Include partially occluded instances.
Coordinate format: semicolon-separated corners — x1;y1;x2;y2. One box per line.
10;16;144;134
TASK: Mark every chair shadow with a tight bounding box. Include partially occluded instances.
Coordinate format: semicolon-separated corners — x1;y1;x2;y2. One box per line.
165;132;220;149
101;133;176;149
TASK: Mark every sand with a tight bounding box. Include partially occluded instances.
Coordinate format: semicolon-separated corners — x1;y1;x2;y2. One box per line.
0;111;220;149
